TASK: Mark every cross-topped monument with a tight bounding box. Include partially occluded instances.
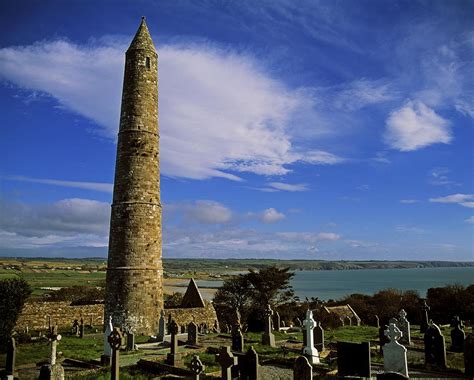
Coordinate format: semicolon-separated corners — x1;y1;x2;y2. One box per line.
189;355;205;380
108;327;123;380
383;323;408;377
261;304;276;347
302;309;320;364
217;346;237;380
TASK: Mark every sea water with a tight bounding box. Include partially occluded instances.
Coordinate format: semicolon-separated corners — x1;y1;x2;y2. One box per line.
196;266;474;301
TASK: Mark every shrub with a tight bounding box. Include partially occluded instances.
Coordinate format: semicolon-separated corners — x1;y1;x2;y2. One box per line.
0;278;32;352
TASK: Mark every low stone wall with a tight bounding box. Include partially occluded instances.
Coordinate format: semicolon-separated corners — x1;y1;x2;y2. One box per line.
15;301;104;331
163;300;219;332
15;300;219;333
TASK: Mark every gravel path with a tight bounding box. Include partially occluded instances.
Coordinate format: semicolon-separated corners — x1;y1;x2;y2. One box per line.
260;365;293;380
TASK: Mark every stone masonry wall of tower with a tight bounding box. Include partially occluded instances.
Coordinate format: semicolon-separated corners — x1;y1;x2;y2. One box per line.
104;18;163;335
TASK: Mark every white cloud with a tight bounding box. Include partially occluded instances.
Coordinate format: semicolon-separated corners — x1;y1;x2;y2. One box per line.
0;198;110;249
259;208;285;223
465;216;474;224
184;200;233;224
384;100;452;151
0;39;343;181
429;194;474;208
395;225;427;234
3;175;113;193
332;78;397;111
268;182;309;192
400;199;419;204
428;167;459;187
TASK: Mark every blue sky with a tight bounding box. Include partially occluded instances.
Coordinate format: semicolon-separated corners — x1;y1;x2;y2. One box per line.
0;0;472;260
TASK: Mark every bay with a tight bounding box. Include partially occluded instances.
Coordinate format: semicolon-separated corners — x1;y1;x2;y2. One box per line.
196;266;474;301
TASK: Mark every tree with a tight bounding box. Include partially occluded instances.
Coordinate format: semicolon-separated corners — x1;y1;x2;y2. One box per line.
0;278;32;352
213;266;295;330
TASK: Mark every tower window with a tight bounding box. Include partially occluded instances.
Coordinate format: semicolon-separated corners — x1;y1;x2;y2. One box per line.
145;57;151;69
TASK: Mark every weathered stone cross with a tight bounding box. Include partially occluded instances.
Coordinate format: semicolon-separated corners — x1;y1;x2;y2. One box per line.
217;346;237;380
48;325;62;365
189;355;205;380
108;327;123;380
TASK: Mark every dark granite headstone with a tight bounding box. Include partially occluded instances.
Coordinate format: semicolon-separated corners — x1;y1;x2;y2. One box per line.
424;323;446;369
294;355;312;380
314;321;324;351
126;331;135;351
217;346;237;380
5;336;16;378
240;346;259;380
337;341;371;378
450;316;465;352
232;324;244;352
188;321;198;345
273;311;281;332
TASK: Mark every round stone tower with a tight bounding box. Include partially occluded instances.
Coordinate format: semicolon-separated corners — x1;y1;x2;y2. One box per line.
105;17;163;334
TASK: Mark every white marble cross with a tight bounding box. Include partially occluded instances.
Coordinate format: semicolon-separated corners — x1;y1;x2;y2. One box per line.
302;310;320;364
383;323;408;377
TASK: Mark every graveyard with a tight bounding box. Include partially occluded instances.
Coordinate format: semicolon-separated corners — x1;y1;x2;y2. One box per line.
1;274;473;379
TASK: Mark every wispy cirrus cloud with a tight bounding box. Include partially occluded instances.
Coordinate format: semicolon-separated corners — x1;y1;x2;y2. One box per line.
3;175;113;193
400;199;419;204
429;194;474;208
0;39;343;181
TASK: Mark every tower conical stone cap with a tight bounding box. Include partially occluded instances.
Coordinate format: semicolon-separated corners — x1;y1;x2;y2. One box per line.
128;17;156;52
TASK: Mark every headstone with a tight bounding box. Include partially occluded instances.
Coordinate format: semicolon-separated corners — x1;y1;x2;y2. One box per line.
383;323;408;377
389;317;398;326
337;341;371;378
261;304;276;347
273;311;281;332
79;317;84;339
420;300;430;333
213;319;220;333
293;356;312;380
39;325;64;380
450;316;465;352
424;322;446;369
240;346;259;380
232;324;244;352
188;321;198;345
375;315;380;328
397;309;411;346
302;309;320;364
89;316;93;328
379;324;390;353
126;331;135;351
101;315;113;366
166;320;182;366
314;321;324;351
72;319;80;336
464;333;474;376
108;327;123;380
157;309;165;342
5;336;16;379
217;346;237;380
296;317;302;327
189;355;205;380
